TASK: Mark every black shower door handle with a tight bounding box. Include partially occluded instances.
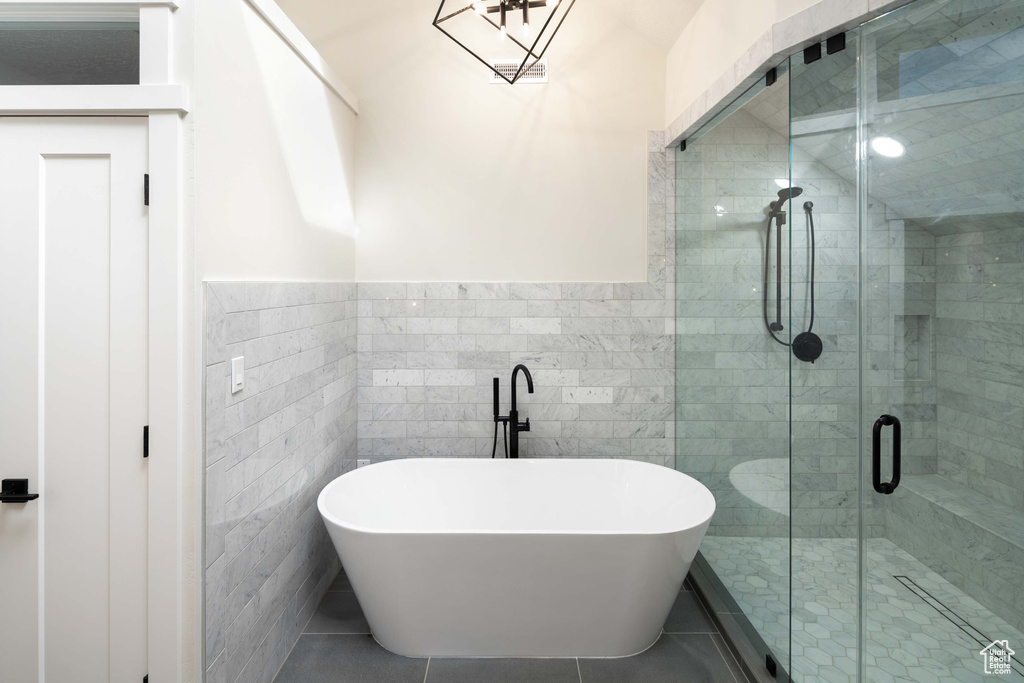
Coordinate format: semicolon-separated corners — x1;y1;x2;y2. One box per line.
872;415;901;495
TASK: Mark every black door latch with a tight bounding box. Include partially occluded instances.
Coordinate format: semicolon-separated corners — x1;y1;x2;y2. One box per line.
1;478;40;503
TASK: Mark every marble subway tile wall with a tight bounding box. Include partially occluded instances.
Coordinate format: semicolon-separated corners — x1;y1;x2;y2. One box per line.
356;281;675;464
935;225;1024;513
204;283;358;683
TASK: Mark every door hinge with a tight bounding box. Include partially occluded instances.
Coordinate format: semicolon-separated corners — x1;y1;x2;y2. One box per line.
803;32;846;66
766;653;777;678
144;174;150;206
804;42;822;64
827;31;846;55
143;425;149;459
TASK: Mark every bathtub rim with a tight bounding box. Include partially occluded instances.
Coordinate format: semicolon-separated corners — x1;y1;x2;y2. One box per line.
317;457;716;538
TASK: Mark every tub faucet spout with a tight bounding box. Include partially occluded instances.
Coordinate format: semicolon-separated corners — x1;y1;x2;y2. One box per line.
509;364;534;458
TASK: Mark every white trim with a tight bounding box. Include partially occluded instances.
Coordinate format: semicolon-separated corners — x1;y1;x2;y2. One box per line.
0;84;189;114
139;5;172;84
0;0;177;7
0;1;176;20
243;0;360;115
148;108;185;683
0;8;135;19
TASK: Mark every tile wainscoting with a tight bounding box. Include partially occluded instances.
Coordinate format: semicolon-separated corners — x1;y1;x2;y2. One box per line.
204;282;359;683
202;276;675;683
356;281;675;464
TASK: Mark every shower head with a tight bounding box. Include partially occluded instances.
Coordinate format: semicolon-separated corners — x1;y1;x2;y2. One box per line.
776;186;803;203
768;186;804;218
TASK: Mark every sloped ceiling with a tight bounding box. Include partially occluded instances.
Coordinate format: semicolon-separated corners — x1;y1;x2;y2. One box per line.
591;0;703;51
783;0;1024;229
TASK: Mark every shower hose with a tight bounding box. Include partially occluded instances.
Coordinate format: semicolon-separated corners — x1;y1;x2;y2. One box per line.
491;419;508;458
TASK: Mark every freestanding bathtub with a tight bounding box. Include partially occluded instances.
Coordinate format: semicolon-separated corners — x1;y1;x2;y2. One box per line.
317;458;716;658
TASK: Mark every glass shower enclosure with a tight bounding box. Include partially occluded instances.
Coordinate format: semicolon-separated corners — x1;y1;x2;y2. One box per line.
675;0;1024;680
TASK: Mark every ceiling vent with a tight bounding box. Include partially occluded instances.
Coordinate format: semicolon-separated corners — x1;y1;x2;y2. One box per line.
490;59;548;84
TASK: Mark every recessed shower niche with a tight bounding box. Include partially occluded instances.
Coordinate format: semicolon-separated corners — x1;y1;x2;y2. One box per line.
894;313;931;383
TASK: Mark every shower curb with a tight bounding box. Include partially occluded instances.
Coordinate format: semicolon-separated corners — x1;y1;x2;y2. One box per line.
687;559;783;683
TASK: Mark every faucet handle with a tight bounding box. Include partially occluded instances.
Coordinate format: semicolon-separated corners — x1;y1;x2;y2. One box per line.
518;417;531;432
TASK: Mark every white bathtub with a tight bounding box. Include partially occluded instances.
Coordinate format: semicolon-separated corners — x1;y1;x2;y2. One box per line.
317;458;716;658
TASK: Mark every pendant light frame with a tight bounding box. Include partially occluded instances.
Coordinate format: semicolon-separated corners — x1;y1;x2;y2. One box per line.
433;0;577;84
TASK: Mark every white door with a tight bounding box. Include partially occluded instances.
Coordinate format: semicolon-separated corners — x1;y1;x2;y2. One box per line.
0;118;149;682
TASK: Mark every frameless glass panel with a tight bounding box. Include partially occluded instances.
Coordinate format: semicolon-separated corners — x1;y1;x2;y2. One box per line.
0;21;140;85
675;62;793;678
860;0;1024;680
787;34;862;683
873;0;1024;103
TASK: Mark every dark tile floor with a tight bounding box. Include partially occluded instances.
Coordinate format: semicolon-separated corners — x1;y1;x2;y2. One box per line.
274;570;749;683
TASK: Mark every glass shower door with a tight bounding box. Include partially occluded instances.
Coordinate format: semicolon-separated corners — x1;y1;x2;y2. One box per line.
858;0;1024;680
674;64;795;678
786;31;862;682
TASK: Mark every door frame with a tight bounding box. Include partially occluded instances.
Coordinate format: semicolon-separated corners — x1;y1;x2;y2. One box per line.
0;2;189;681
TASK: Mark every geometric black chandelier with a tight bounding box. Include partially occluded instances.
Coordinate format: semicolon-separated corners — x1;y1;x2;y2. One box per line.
433;0;577;84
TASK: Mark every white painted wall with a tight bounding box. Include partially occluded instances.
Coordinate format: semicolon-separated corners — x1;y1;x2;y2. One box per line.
665;0;817;125
278;0;665;283
195;0;359;282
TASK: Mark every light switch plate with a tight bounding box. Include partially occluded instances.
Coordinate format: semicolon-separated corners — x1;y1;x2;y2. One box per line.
231;356;245;394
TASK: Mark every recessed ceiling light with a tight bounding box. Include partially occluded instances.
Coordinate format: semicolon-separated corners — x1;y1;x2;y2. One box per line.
871;136;905;158
774;178;790;189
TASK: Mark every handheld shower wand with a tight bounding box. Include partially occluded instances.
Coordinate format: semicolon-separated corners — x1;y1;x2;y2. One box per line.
763;187;822;363
491;377;508;458
766;186;804;333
